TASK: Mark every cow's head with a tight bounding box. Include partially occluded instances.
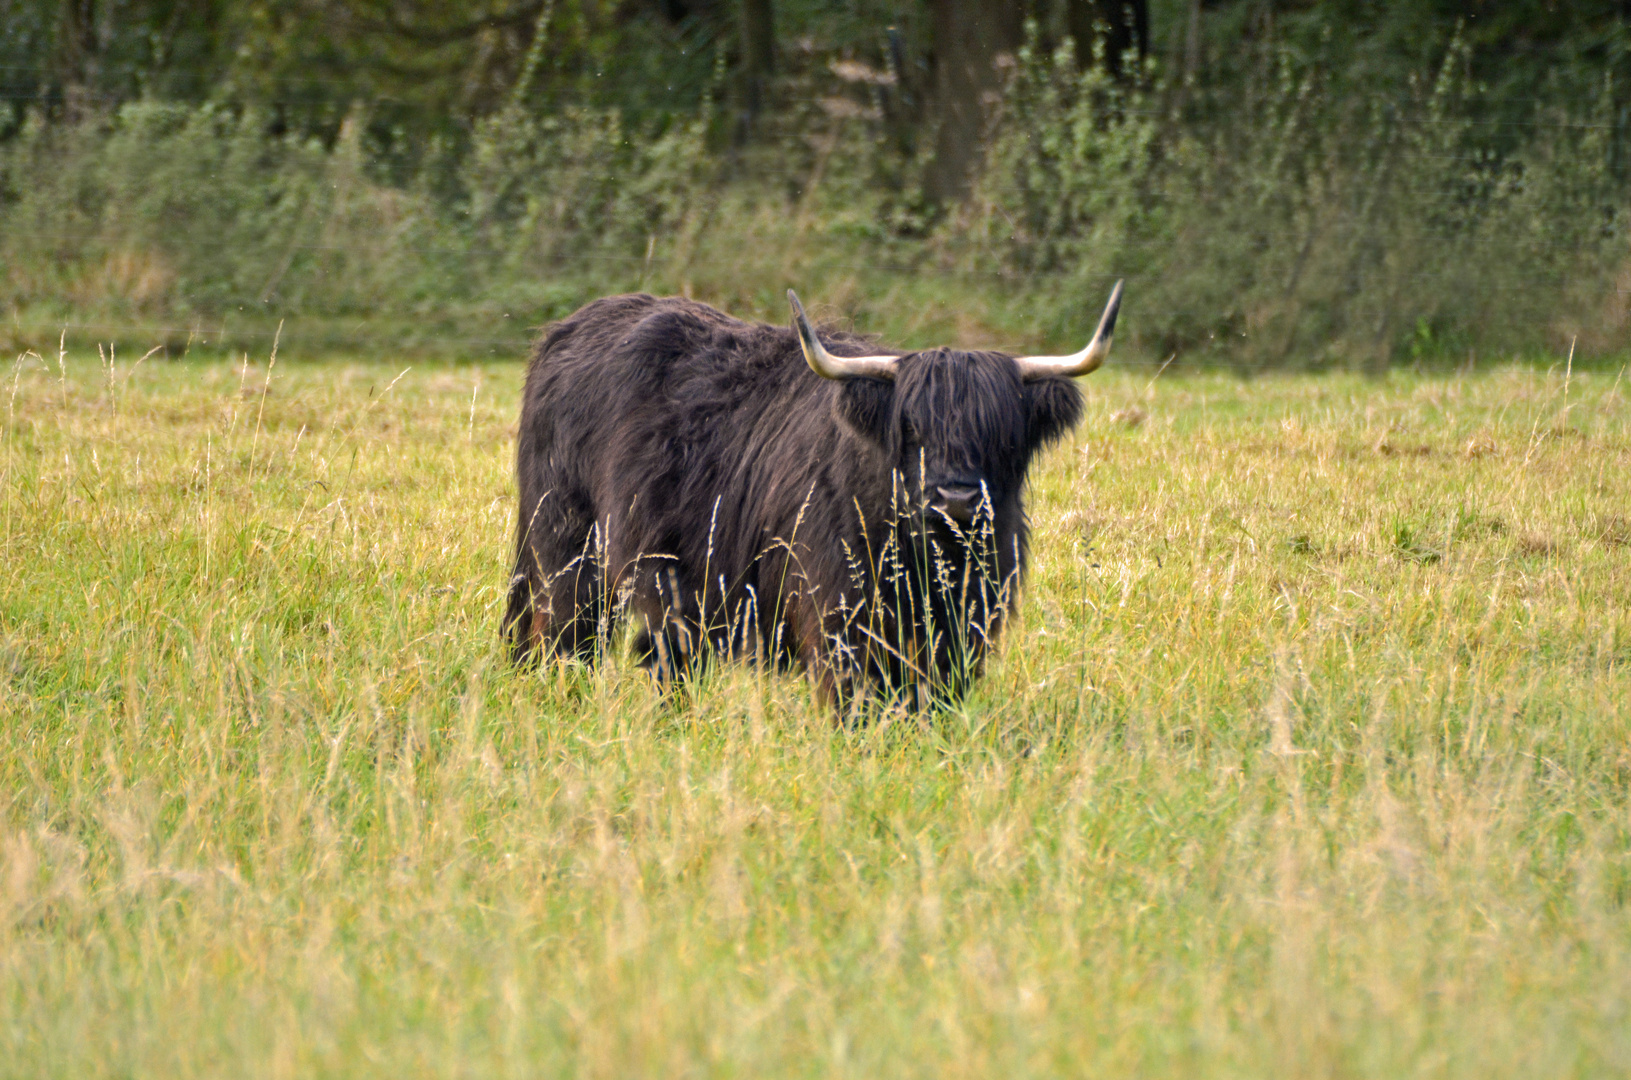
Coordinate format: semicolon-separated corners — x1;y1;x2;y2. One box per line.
789;284;1121;698
788;283;1121;533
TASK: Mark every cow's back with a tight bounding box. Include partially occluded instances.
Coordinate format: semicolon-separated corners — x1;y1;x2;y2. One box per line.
517;295;803;505
511;292;897;674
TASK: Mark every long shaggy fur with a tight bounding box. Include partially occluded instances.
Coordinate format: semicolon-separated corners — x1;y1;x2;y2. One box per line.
505;293;1084;707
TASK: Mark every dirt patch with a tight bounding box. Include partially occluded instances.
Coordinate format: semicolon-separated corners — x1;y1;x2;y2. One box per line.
1515;531;1556;557
1591;515;1631;548
1373;436;1435;457
1109;406;1147;429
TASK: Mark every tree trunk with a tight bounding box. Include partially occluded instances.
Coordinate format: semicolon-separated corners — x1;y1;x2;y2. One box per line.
739;0;775;134
1066;0;1150;79
1184;0;1202;83
58;0;105;118
924;0;1024;204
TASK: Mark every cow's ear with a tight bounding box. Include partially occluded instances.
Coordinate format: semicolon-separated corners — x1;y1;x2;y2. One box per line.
834;379;895;447
1025;376;1085;450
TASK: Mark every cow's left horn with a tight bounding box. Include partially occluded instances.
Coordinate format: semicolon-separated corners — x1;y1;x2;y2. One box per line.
788;290;898;381
1015;280;1124;380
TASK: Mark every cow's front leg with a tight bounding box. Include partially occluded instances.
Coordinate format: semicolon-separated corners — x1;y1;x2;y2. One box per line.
625;560;704;683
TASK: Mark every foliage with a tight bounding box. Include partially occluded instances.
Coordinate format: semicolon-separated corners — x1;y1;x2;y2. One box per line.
0;97;718;349
462;102;719;270
3;4;1631;367
963;31;1159;339
964;27;1630;365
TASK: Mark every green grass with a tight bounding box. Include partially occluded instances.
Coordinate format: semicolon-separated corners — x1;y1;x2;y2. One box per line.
2;345;1629;1077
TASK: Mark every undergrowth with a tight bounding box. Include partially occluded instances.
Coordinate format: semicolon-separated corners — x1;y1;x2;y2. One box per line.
2;28;1627;367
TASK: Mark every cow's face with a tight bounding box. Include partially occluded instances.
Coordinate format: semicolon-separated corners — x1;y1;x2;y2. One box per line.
790;282;1118;539
790;284;1117;700
835;351;1084;532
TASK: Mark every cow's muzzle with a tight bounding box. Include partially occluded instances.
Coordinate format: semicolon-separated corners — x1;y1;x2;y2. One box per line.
934;484;985;526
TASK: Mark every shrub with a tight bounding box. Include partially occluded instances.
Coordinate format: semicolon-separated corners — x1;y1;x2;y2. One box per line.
955;27;1628;367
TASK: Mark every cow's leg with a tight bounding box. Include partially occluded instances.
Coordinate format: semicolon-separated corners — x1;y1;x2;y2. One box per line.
779;596;861;720
624;560;705;683
508;492;605;664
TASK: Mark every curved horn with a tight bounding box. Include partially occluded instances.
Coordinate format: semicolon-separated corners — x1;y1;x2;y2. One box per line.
1015;280;1124;380
788;290;898;381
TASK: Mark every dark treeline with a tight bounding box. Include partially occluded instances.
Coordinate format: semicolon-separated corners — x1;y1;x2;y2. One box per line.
3;1;1631;365
0;0;1150;195
7;2;1628;194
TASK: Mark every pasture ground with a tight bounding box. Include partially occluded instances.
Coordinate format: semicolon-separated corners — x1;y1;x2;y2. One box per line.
2;348;1629;1077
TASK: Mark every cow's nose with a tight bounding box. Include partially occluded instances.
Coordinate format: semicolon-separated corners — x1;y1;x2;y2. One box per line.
934;484;984;525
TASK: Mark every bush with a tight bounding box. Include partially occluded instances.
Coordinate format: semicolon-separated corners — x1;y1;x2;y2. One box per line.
958;28;1629;367
0;99;717;352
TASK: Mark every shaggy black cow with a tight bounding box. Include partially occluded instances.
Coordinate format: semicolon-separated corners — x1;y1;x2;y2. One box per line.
504;283;1122;708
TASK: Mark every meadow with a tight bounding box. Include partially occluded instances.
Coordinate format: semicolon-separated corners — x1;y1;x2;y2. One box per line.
1;341;1628;1077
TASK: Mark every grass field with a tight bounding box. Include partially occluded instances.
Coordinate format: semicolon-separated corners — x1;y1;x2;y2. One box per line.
2;344;1629;1077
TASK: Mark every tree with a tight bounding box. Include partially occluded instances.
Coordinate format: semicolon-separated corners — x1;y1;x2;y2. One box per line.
739;0;774;132
923;0;1023;203
1066;0;1149;78
922;0;1149;204
0;0;243;119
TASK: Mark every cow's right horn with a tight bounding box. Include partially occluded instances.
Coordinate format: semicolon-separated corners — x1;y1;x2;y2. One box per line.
789;290;898;381
1014;280;1123;380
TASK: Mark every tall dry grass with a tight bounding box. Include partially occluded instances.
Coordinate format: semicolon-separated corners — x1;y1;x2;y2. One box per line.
1;343;1628;1076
